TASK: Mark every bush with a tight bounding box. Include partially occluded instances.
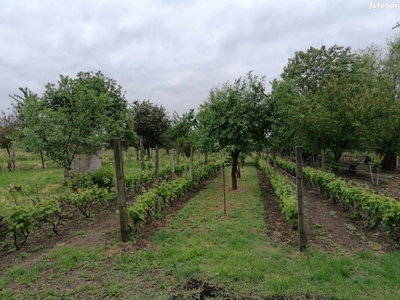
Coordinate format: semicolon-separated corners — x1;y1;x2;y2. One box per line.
92;167;115;192
69;171;93;192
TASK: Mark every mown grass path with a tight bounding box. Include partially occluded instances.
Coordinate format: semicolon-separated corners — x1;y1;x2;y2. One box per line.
144;160;400;299
1;160;400;299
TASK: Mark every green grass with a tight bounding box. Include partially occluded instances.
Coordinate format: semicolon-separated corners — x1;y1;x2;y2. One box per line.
0;149;143;208
1;158;400;299
110;160;400;299
0;148;190;201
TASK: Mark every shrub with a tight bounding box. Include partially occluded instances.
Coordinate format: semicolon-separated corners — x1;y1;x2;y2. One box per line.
92;167;115;192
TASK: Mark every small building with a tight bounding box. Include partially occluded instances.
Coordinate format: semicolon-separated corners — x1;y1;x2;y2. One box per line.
71;150;102;174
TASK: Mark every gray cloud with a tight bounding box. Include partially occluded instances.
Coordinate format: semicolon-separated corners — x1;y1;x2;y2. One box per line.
1;0;399;116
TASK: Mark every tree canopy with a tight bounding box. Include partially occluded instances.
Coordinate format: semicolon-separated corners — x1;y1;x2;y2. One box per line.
360;35;400;168
0;110;19;169
277;45;371;161
130;100;170;154
168;109;199;157
20;71;133;180
197;71;271;189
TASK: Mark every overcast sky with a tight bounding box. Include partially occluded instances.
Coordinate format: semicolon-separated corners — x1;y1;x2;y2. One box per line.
0;0;398;116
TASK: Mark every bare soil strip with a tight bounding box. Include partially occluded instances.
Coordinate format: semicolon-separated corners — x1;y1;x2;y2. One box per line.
256;163;399;254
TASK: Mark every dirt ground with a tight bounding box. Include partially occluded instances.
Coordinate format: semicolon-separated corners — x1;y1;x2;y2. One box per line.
337;163;400;201
0;177;216;270
259;162;400;254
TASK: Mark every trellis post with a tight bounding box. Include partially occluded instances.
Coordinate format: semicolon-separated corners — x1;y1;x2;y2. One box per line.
113;138;130;242
296;146;307;252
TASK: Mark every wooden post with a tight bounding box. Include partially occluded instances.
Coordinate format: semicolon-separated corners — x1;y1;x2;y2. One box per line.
223;164;226;215
204;152;208;165
321;149;325;171
189;147;193;176
172;148;176;180
272;149;277;170
296;146;307;252
11;146;15;171
140;136;145;171
154;146;159;214
154;146;159;181
113;138;130;242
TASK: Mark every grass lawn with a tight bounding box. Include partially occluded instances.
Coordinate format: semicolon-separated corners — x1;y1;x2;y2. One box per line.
1;159;399;299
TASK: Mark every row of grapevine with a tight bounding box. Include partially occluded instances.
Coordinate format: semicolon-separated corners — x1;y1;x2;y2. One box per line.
124;155;205;193
0;152;217;250
1;171;115;250
253;155;298;229
273;156;400;232
127;159;223;230
2;197;63;250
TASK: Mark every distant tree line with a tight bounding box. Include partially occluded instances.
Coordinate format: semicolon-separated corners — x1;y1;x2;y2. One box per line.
1;34;399;189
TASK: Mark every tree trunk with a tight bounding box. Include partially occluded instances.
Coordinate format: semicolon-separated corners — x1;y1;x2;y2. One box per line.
140;136;145;171
381;152;397;171
236;163;241;178
231;150;240;190
40;152;45;169
333;150;342;171
11;148;15;171
63;167;70;185
334;151;342;162
6;145;12;171
320;149;325;171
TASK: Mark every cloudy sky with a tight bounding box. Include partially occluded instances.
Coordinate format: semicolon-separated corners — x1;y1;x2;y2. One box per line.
0;0;398;116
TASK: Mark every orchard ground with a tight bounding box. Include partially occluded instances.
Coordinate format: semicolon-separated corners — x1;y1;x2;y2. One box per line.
0;157;400;299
